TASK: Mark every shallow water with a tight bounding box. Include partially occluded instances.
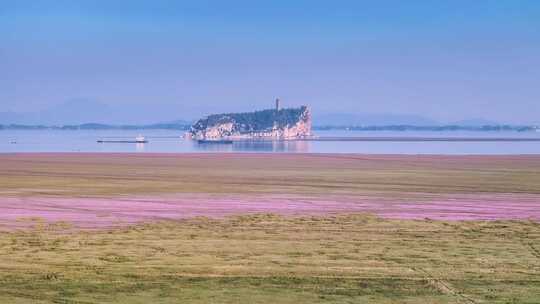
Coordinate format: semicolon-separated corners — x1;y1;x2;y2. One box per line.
1;129;540;154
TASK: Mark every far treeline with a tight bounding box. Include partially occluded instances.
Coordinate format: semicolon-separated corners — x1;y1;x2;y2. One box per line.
315;125;538;132
0;123;192;131
0;123;538;132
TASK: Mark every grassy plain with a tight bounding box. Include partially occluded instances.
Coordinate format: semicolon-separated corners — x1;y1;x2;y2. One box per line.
1;153;540;303
1;153;540;197
1;215;539;303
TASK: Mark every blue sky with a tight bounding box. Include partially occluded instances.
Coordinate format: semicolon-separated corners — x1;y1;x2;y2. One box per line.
1;1;539;123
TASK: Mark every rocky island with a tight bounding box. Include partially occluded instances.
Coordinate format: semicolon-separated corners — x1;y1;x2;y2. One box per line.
190;100;312;139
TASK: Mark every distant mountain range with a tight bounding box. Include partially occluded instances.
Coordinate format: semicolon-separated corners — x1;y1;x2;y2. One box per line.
313;113;439;126
2;99;527;128
450;118;502;126
0;99;193;126
0;99;112;125
313;114;507;127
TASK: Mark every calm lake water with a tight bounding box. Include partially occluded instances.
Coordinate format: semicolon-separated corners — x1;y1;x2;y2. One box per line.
1;129;540;154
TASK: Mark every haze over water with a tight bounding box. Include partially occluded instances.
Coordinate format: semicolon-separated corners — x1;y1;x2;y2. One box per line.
1;130;539;154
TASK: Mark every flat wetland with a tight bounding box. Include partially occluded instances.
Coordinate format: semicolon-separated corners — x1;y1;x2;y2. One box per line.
1;153;540;303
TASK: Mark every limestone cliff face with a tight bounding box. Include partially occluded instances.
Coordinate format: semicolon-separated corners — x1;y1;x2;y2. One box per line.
190;106;312;139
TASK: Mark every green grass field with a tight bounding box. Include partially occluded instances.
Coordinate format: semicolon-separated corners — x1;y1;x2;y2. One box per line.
1;153;540;303
1;215;539;303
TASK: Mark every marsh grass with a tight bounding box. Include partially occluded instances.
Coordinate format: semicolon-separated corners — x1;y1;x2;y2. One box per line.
1;154;540;197
0;214;539;303
2;154;540;302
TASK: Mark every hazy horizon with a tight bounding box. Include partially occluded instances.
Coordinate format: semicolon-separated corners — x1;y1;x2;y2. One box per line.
2;1;539;124
0;98;523;126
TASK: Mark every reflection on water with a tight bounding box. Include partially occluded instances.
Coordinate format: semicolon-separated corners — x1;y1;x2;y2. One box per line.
1;129;540;154
135;142;146;152
194;140;310;153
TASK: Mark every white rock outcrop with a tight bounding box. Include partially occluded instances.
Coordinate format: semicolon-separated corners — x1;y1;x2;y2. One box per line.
190;106;312;139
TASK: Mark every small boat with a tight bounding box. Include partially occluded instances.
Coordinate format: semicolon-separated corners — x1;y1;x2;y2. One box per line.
97;135;148;144
135;135;147;143
197;139;233;144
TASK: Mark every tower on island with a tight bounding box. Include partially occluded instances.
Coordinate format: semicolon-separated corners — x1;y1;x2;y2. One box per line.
275;98;280;112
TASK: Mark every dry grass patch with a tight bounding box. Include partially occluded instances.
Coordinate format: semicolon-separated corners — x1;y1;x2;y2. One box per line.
0;214;539;303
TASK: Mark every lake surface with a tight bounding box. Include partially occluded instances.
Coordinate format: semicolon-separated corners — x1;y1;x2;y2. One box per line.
1;129;540;154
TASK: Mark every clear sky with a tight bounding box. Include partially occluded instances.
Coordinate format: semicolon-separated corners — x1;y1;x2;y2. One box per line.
1;0;539;124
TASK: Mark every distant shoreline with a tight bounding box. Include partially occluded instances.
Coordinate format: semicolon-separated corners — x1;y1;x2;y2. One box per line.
295;136;540;142
0;123;538;132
